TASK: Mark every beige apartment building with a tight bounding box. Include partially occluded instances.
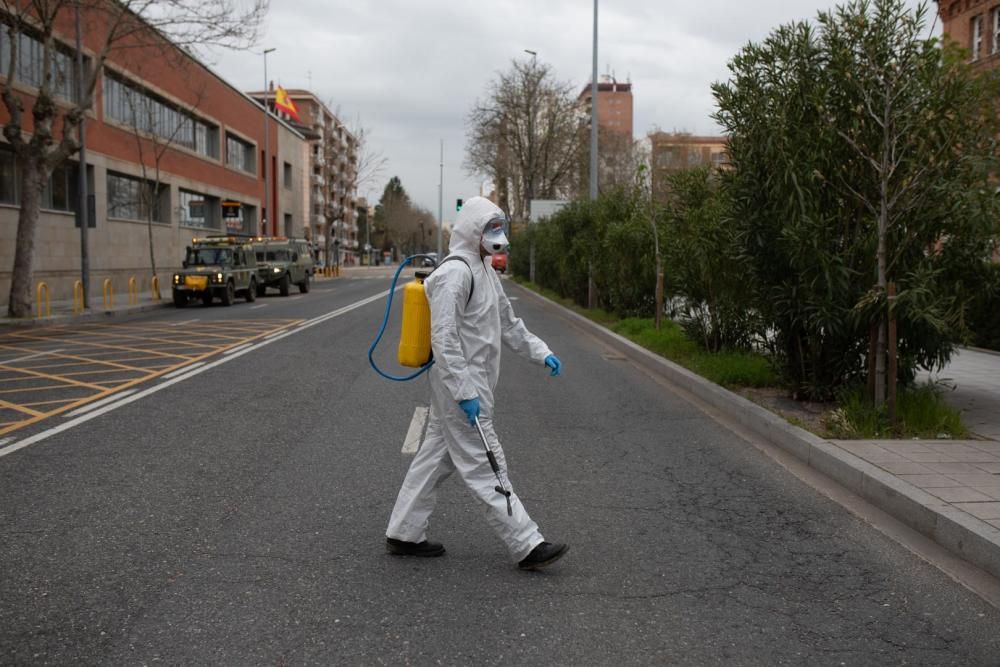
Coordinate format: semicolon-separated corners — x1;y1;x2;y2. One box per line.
248;89;359;266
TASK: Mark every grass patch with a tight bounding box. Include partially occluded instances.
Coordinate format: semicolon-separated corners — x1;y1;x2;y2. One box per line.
825;383;968;439
611;317;776;388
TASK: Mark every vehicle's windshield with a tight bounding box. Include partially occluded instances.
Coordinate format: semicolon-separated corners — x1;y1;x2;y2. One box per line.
186;247;231;266
265;249;291;261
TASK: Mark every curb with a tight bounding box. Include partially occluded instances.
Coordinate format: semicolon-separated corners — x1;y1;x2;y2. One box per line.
514;283;1000;582
0;301;170;328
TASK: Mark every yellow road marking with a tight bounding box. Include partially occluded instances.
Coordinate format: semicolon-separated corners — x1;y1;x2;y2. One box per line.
0;318;299;437
0;364;108;390
0;398;45;417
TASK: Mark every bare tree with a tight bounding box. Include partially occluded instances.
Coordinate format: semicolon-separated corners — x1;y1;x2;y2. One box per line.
2;0;268;317
465;56;585;221
116;57;208;284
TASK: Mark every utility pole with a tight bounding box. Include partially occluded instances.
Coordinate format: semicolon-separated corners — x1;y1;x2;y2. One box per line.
589;0;598;201
437;140;443;259
525;50;538;285
75;0;89;308
262;47;275;236
588;0;599;308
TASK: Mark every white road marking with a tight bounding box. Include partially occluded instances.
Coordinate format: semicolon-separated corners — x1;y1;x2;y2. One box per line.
224;343;253;356
162;362;206;379
250;304;268;310
264;329;287;339
0;437;15;448
0;288;398;460
64;389;139;417
2;348;65;365
168;319;200;326
402;406;429;454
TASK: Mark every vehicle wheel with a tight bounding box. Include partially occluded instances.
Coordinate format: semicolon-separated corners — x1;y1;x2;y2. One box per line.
173;290;187;308
279;273;290;296
221;281;235;306
256;283;267;297
298;275;310;294
246;279;257;303
201;293;213;307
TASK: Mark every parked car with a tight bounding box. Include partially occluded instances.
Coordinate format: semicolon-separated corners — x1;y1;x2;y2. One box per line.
172;236;258;307
251;237;314;296
491;251;508;273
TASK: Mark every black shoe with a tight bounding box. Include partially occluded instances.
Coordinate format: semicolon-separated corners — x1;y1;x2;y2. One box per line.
386;537;446;557
518;542;569;570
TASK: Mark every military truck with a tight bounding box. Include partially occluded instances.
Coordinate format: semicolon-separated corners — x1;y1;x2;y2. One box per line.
251;237;314;296
171;236;258;307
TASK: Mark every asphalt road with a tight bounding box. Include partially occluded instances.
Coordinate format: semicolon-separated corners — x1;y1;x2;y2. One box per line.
3;268;1000;665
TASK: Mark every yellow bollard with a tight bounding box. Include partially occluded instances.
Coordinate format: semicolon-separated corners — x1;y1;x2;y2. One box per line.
72;280;84;314
35;282;51;318
127;276;138;305
103;278;114;310
150;275;161;302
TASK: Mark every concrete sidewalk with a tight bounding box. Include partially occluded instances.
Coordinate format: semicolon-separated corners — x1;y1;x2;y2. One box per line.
0;271;353;328
0;290;170;328
516;283;1000;587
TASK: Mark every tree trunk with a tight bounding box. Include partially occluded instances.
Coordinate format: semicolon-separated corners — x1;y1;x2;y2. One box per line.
7;158;47;318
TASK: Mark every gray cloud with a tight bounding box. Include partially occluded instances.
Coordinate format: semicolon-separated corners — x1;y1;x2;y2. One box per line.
207;0;933;219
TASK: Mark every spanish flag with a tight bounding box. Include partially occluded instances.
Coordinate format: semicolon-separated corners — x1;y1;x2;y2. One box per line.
274;86;301;123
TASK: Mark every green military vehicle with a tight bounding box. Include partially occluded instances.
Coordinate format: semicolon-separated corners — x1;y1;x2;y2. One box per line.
171;236;258;307
252;237;314;296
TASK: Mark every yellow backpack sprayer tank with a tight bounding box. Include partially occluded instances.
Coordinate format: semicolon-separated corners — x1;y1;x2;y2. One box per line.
397;272;432;368
368;255;474;381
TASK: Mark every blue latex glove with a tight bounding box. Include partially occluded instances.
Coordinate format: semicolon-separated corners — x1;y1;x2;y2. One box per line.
544;354;562;377
458;397;480;426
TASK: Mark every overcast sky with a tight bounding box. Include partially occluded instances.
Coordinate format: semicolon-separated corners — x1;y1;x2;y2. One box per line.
207;0;936;225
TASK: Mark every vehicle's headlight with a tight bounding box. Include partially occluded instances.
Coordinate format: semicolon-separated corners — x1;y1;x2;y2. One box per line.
215;272;223;283
273;267;281;273
173;274;180;285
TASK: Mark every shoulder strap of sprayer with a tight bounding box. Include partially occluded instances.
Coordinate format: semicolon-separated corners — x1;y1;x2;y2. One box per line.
432;255;474;307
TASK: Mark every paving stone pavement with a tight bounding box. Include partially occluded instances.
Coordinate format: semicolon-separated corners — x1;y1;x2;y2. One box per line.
922;348;1000;442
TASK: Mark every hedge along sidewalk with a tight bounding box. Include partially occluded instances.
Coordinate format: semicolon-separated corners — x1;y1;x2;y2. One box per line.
511;280;1000;584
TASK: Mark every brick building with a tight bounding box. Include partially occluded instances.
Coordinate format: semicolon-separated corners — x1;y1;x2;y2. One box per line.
0;6;308;304
648;132;728;201
936;0;1000;67
249;89;359;266
578;76;634;137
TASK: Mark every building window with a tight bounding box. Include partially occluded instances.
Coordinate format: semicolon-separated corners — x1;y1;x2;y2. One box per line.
226;133;256;174
284;161;292;188
107;171;164;222
0;146;79;211
972;14;984;60
993;8;1000;54
104;72;219;159
179;189;219;229
0;30;81;101
42;161;79;212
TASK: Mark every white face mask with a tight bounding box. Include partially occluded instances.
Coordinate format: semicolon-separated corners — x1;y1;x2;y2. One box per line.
481;218;509;255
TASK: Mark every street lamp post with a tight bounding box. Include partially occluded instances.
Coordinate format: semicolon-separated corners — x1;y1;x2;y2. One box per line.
262;47;275;236
525;49;537;285
588;0;598;308
75;0;89;308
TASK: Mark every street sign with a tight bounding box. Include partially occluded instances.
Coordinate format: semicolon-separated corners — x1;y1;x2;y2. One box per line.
222;200;242;219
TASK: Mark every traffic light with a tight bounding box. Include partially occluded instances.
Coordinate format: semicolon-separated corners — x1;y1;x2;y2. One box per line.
456;198;463;212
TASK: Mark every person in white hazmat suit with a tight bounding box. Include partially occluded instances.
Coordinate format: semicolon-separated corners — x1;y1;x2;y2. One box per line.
385;196;568;570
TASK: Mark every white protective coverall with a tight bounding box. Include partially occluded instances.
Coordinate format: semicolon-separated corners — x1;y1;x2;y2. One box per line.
386;196;553;562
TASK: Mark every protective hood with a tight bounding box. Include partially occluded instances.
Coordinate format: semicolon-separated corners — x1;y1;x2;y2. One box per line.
449;196;508;256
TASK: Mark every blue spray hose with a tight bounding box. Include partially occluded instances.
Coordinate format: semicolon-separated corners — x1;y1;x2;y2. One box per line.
367;255;437;381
